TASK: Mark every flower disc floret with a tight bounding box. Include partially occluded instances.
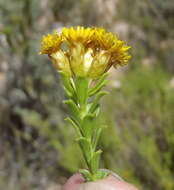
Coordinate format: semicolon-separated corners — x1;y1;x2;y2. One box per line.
62;26;95;47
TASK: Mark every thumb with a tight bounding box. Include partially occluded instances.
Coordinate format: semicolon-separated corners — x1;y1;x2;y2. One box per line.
75;182;116;190
62;173;85;190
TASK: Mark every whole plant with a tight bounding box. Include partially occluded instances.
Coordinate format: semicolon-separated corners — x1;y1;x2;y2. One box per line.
40;26;131;181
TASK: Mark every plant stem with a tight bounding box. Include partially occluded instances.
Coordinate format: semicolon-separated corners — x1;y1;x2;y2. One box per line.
63;74;109;181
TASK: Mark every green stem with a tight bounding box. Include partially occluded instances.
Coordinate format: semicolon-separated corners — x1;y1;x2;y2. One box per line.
63;75;109;181
76;77;100;177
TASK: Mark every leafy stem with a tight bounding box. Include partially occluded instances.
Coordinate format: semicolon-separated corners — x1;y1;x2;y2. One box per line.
62;73;109;181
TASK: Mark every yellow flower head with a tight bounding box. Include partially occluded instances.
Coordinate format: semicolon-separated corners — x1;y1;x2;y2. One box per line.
91;28;131;67
40;26;131;78
62;26;94;46
39;30;62;55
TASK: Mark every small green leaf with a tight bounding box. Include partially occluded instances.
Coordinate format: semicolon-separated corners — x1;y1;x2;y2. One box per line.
89;91;108;113
79;169;92;181
90;150;102;174
63;86;72;97
77;137;91;161
96;170;109;180
75;77;89;105
81;114;95;138
65;117;82;137
89;73;108;96
60;71;74;96
93;127;102;150
64;99;80;122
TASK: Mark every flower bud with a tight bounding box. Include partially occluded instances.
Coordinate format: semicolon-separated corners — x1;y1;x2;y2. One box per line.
70;43;85;77
50;50;72;76
70;44;93;77
88;51;110;78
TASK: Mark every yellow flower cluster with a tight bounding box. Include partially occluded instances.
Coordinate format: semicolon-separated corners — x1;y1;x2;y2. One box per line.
40;31;62;55
40;26;131;78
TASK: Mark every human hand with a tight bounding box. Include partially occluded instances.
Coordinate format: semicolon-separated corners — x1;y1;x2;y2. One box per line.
62;173;139;190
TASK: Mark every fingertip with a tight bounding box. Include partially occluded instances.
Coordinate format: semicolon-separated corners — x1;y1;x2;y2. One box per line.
100;175;139;190
62;173;85;190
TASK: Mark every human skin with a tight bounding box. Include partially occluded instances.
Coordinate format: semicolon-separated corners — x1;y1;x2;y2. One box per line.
62;173;139;190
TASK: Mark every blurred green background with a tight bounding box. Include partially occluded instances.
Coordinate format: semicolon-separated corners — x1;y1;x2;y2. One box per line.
0;0;174;189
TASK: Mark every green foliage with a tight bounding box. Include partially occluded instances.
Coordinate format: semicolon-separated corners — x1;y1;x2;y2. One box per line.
100;65;174;190
62;74;109;181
